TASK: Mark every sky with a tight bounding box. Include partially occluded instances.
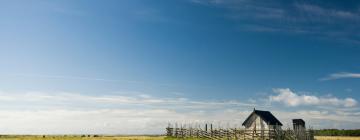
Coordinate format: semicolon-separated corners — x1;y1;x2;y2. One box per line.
0;0;360;134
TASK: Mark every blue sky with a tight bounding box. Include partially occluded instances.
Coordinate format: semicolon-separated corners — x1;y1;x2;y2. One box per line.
0;0;360;134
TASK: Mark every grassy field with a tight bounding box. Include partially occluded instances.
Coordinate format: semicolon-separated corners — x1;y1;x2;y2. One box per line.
0;135;359;140
315;136;360;140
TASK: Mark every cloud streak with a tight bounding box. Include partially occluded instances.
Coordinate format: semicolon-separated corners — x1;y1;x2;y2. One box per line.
0;91;257;134
321;72;360;80
0;90;358;134
270;88;357;107
191;0;360;45
12;74;132;83
294;4;358;19
0;91;257;111
0;108;359;134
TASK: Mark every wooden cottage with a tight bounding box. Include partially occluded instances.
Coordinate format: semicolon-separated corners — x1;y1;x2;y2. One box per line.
242;109;282;138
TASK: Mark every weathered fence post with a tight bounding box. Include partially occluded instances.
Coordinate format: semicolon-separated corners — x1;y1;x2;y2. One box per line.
210;124;213;137
234;128;237;140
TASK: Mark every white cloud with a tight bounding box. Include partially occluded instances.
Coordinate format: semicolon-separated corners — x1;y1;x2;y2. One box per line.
0;108;359;134
0;91;258;134
270;88;357;107
0;109;183;134
321;72;360;80
0;90;358;134
0;91;257;111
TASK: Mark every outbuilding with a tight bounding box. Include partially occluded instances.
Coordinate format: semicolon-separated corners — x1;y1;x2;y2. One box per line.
242;108;283;138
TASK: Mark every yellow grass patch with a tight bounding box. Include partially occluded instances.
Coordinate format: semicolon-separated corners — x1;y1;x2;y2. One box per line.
315;136;360;140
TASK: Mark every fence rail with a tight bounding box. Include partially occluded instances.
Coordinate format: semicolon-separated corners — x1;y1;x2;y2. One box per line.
166;124;314;140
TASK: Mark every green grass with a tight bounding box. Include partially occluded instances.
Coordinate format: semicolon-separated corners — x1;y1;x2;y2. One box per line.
315;136;360;140
164;136;208;140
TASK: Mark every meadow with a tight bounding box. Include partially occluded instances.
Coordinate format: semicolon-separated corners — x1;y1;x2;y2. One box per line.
315;136;360;140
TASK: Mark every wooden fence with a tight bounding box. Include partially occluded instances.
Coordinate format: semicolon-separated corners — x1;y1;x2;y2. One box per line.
166;124;314;140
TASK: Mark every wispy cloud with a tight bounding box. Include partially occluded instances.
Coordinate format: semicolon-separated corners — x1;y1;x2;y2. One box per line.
0;109;185;134
0;90;359;134
11;73;140;83
191;0;360;45
270;88;357;107
0;108;359;134
0;90;258;134
0;109;257;134
321;72;360;81
0;91;257;110
294;3;359;20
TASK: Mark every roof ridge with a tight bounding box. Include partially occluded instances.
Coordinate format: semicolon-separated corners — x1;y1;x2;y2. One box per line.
242;109;283;126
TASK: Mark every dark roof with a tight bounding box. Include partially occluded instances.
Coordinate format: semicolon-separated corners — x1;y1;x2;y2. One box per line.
242;109;283;126
292;119;305;125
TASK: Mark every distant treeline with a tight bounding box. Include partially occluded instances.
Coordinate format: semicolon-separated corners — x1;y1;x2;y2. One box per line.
314;129;360;136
